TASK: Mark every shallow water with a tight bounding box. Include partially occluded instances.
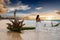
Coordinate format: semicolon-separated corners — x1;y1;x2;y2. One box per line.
0;20;60;40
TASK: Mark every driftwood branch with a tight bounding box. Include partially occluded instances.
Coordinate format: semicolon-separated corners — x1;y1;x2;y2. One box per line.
7;10;25;32
52;23;60;27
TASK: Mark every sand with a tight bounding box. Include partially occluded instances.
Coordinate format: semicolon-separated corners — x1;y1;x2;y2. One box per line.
0;20;60;40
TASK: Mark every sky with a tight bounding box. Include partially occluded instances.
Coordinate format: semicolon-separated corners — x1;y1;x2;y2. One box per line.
9;0;60;12
0;0;60;15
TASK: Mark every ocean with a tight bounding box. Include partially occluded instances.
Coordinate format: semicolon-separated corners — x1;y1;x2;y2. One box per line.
24;20;60;27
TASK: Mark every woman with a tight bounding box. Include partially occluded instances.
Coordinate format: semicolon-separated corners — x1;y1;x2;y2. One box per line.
35;15;42;40
35;15;41;32
36;15;41;22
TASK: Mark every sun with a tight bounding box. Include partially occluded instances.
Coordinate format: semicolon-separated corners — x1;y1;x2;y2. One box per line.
46;16;53;20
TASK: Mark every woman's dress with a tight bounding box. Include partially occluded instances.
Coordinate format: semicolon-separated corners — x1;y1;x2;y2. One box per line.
35;21;44;32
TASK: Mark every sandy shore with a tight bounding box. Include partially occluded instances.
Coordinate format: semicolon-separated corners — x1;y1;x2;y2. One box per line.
0;20;60;40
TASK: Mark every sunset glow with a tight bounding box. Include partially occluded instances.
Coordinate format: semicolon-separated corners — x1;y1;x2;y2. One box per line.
46;16;53;20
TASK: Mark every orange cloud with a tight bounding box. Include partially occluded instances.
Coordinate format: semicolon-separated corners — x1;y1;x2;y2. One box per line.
54;10;60;15
0;0;8;14
0;4;7;14
0;8;7;13
0;0;4;3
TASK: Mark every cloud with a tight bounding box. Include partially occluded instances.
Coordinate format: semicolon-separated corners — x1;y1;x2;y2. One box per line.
6;1;31;12
0;0;7;14
0;0;4;3
4;0;11;4
54;10;60;15
35;7;43;10
0;0;31;13
7;5;31;12
0;0;11;4
54;10;60;12
0;0;11;14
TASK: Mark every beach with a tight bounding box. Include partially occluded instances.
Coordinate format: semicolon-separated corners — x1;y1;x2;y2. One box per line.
0;20;60;40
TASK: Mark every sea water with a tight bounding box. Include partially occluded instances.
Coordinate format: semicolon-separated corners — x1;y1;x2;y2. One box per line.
24;20;60;27
24;20;60;32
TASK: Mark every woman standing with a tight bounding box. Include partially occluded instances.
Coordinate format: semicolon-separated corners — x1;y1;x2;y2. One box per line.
35;15;42;40
35;15;41;32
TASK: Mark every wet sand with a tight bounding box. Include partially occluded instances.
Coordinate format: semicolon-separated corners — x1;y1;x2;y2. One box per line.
0;20;60;40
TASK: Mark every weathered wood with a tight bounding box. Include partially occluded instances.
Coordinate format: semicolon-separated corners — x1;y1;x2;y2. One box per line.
7;10;26;32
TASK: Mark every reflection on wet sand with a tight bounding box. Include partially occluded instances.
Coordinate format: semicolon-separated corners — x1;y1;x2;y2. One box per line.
7;31;22;40
0;29;60;40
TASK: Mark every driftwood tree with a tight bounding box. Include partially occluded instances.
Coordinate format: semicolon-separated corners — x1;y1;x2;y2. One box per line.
7;10;25;32
52;23;60;27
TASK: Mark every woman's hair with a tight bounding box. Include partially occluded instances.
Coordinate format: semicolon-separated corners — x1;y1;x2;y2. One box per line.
36;15;39;20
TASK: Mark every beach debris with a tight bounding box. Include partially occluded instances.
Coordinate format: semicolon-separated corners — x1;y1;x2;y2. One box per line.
7;10;35;32
52;22;60;27
7;10;25;32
